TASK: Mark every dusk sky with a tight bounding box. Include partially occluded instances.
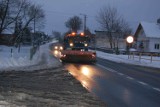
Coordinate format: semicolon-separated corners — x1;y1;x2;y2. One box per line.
31;0;160;35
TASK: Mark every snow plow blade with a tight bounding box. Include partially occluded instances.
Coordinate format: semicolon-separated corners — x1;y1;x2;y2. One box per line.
60;50;96;63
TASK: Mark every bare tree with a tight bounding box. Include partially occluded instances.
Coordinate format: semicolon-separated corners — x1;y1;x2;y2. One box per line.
96;6;131;49
0;0;27;34
0;0;45;40
113;18;132;49
15;3;45;51
0;0;11;34
22;4;45;31
65;16;82;33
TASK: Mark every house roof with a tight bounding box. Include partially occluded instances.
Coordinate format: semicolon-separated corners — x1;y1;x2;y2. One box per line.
135;22;160;38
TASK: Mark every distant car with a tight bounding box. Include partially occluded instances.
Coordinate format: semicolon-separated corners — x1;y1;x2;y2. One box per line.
50;43;64;58
53;45;63;51
50;43;63;51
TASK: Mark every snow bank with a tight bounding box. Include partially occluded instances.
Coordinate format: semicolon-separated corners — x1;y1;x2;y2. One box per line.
0;42;61;71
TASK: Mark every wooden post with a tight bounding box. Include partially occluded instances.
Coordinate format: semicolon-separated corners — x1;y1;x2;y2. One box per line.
11;48;13;57
133;52;134;60
151;54;153;63
139;53;141;62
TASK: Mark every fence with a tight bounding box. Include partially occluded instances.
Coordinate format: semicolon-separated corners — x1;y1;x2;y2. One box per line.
128;52;160;63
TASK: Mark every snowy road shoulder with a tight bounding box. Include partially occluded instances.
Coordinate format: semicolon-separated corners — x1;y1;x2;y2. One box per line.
0;67;106;107
96;51;160;69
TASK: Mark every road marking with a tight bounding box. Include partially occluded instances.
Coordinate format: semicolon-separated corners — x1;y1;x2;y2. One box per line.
97;64;160;93
97;64;117;73
138;81;148;86
126;76;134;80
118;73;124;76
152;87;160;92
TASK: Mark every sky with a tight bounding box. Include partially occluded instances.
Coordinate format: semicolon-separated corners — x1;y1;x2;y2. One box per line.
31;0;160;35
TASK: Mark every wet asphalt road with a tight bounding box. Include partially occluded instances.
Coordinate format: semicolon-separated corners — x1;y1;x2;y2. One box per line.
64;57;160;107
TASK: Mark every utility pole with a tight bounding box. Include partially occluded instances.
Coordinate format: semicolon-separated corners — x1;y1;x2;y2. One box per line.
80;14;87;33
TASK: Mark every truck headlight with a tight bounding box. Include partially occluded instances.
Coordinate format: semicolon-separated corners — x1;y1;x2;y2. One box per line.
54;46;58;50
70;43;74;47
60;46;63;50
84;43;88;47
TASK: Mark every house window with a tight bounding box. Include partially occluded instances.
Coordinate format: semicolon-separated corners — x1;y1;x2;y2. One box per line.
155;44;160;49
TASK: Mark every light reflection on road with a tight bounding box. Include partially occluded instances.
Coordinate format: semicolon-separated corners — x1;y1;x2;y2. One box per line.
64;63;102;91
51;50;61;58
63;61;160;107
64;63;136;107
81;66;90;76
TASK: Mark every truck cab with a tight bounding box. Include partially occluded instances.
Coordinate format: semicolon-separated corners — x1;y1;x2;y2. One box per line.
60;32;96;63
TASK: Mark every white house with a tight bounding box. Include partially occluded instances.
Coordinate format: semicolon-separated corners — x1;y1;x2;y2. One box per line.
134;21;160;52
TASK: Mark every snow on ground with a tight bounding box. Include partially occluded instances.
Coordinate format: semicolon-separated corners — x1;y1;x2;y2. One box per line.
0;42;160;71
0;41;61;71
0;41;106;107
97;51;160;69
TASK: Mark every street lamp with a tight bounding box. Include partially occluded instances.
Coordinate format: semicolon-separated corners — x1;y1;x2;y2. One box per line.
126;36;134;55
126;36;134;44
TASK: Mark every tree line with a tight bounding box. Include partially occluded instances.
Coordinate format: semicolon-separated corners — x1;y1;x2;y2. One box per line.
53;5;131;51
96;6;132;50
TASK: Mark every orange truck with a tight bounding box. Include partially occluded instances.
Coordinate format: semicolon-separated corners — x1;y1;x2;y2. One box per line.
60;32;96;63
